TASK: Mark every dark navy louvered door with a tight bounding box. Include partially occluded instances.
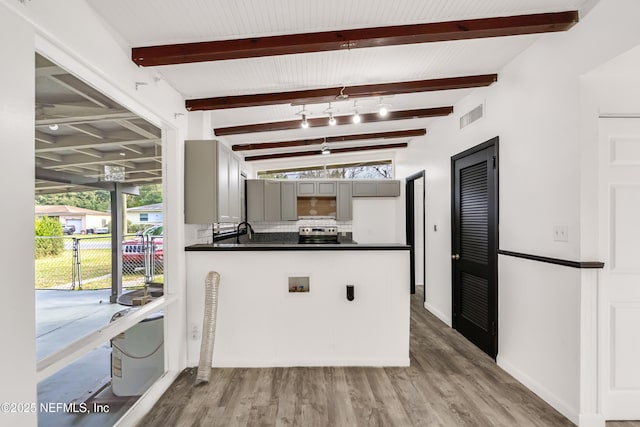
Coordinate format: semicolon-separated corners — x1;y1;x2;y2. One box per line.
451;138;498;359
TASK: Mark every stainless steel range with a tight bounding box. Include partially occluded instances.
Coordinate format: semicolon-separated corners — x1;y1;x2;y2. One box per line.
298;226;339;244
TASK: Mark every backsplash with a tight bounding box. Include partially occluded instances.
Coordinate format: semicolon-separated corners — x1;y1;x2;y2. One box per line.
189;219;352;245
253;218;352;233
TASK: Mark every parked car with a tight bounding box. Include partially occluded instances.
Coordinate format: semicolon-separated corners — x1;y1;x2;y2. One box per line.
136;225;163;237
122;226;163;270
95;226;109;234
62;225;76;235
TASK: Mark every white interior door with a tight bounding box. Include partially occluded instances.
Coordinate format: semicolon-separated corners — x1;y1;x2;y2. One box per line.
599;117;640;420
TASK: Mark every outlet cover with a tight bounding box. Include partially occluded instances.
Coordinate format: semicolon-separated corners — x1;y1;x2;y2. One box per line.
553;225;568;242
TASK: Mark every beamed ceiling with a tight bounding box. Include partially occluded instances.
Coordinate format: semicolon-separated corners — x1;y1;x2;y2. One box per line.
41;0;591;183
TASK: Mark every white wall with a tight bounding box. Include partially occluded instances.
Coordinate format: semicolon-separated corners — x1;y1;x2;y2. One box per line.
352;198;401;243
186;250;410;367
393;0;640;422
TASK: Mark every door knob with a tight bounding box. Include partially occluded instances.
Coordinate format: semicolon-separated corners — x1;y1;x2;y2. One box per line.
452;254;460;260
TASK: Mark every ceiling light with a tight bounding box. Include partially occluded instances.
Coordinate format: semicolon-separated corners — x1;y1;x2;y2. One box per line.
297;104;310;128
377;97;390;116
352;101;361;123
321;142;331;155
119;152;126;156
324;102;337;126
48;124;59;131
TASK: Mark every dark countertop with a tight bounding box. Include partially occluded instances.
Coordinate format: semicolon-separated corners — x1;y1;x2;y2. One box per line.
187;231;409;251
185;242;410;251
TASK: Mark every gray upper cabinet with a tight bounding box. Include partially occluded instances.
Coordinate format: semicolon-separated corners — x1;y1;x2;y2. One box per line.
317;181;337;196
336;181;353;220
280;181;297;220
184;140;241;224
246;179;400;223
376;180;401;197
352;180;401;197
264;180;282;221
247;180;282;221
296;181;337;196
246;180;266;222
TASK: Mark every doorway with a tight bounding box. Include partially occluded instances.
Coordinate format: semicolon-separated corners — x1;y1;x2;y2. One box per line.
451;137;499;359
406;170;426;299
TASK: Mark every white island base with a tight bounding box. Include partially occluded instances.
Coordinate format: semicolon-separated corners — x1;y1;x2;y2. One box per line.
186;248;410;368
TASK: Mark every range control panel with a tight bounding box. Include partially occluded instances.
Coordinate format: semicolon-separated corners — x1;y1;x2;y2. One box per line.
298;226;339;244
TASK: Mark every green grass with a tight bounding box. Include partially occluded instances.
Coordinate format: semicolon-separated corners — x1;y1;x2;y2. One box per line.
35;248;162;290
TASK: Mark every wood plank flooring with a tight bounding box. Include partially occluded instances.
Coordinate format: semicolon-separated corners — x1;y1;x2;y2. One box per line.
140;291;640;426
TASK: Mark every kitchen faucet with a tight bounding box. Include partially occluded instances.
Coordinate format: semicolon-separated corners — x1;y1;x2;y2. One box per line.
236;221;254;243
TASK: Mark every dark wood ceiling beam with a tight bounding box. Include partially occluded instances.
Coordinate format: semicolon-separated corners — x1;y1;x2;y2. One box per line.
232;129;426;151
132;11;578;67
187;74;496;111
215;107;452;136
244;143;408;162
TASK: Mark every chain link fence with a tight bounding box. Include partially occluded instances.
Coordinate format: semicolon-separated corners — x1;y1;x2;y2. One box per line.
35;234;163;290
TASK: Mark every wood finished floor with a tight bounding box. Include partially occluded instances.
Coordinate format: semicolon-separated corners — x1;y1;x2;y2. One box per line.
141;291;640;427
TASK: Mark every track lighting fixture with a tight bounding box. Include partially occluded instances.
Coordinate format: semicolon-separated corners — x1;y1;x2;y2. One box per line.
376;97;390;116
324;102;337;126
352;101;361;123
297;104;310;128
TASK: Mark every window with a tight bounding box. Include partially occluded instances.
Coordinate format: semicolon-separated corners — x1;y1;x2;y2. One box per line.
257;160;393;179
140;213;149;222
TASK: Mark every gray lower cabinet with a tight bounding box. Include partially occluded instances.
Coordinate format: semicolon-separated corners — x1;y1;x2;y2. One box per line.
185;140;241;224
336;181;353;220
247;180;282;221
352;180;401;197
280;181;297;220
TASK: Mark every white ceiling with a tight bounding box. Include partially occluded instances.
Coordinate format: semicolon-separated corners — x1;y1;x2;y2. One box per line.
74;0;591;164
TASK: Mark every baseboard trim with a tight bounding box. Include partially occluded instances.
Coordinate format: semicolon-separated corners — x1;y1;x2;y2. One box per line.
424;301;452;327
187;358;411;368
578;413;605;427
497;355;579;425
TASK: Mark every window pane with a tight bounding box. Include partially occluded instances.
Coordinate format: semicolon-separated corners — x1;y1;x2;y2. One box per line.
258;160;393;179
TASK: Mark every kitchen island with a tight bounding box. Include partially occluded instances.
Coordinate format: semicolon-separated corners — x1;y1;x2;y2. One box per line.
185;242;410;368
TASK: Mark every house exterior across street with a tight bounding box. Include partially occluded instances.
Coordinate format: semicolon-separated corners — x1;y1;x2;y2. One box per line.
126;203;163;227
35;205;110;234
